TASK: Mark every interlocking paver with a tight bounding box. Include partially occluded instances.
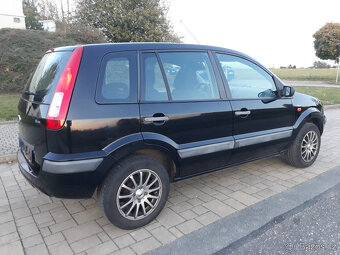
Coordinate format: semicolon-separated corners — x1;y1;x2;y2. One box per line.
48;240;73;255
70;235;101;253
25;243;49;255
86;240;119;255
150;226;176;245
131;236;161;254
114;234;136;249
0;108;339;254
63;221;102;243
0;241;24;255
176;219;203;234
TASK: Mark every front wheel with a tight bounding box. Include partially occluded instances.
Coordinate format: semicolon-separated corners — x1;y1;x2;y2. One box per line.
282;123;321;168
98;155;169;229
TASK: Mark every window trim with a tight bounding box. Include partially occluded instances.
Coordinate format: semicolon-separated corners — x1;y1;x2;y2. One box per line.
95;51;138;104
139;50;224;103
213;52;280;100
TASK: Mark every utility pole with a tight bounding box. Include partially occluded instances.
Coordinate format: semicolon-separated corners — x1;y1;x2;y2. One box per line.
336;44;340;84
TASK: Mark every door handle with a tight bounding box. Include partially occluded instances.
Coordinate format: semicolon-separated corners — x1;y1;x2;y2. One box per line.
144;116;169;123
235;110;251;116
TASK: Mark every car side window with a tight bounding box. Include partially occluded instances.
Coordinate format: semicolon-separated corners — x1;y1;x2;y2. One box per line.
216;54;277;99
96;51;137;103
159;52;220;101
141;53;168;101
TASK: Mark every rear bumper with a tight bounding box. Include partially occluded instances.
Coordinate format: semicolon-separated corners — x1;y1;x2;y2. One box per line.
17;150;105;198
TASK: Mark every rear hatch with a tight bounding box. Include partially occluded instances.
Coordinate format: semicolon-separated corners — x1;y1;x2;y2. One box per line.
18;47;81;173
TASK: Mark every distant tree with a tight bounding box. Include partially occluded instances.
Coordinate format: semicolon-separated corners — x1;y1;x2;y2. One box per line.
313;61;330;68
313;23;340;63
75;0;181;42
23;0;43;30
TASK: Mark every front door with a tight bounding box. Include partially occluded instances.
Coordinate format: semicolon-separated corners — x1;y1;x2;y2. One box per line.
215;53;295;164
139;51;233;176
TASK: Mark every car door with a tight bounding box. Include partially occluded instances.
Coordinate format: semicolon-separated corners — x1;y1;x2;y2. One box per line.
139;51;233;177
214;53;295;164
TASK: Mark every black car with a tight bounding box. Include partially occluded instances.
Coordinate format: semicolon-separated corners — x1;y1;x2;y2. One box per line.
17;43;326;229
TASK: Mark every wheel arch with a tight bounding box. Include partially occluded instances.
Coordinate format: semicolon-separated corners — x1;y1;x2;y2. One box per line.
100;133;181;183
293;107;324;136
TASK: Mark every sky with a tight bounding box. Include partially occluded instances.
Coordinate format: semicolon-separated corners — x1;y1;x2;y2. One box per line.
168;0;340;68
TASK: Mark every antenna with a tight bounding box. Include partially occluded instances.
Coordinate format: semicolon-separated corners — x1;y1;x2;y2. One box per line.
180;20;200;44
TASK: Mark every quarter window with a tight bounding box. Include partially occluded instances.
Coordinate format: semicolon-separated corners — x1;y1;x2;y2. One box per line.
96;51;137;103
216;54;277;99
159;52;220;101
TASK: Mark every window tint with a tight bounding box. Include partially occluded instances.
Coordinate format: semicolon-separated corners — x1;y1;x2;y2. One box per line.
142;53;168;101
24;51;71;104
96;51;137;103
216;54;277;99
159;52;220;101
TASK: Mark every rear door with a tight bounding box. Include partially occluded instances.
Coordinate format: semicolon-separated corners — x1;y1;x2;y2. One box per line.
214;53;295;164
18;50;73;171
139;51;233;177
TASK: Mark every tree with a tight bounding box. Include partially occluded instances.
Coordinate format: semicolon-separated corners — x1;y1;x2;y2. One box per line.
75;0;181;42
23;0;43;30
313;61;330;69
313;23;340;63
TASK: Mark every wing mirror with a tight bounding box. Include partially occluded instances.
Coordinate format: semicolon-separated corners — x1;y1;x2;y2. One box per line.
282;86;295;97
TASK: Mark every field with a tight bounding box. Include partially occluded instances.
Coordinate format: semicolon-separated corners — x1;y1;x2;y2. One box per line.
294;87;340;105
270;68;338;83
0;94;20;121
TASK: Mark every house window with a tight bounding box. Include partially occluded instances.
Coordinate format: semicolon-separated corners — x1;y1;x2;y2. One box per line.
13;18;20;23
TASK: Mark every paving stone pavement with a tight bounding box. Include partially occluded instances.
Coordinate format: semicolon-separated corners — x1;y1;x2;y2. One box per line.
0;122;18;157
0;108;339;255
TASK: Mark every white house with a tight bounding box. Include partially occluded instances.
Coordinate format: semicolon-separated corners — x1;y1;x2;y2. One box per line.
0;0;25;29
39;20;56;32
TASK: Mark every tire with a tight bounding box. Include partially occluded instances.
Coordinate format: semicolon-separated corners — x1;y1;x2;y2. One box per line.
281;123;321;168
98;155;169;229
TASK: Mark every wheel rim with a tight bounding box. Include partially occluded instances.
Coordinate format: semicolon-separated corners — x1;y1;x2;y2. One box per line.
301;130;318;162
116;169;162;220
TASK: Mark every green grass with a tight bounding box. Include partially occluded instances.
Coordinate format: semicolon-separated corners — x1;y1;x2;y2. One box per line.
295;86;340;105
0;93;20;121
270;68;338;83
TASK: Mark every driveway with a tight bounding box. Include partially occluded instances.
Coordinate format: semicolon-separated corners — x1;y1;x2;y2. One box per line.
0;107;339;255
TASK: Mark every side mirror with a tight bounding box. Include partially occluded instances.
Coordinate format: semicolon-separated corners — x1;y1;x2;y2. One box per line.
282;86;295;97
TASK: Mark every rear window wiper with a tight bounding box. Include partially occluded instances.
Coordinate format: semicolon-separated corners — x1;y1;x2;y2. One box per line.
24;90;37;96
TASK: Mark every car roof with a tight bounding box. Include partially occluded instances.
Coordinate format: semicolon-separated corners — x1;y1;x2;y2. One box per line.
54;42;252;60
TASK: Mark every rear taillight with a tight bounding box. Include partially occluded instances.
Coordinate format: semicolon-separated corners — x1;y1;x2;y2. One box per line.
46;46;83;129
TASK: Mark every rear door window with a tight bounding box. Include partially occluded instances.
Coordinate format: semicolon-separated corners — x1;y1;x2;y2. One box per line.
96;51;138;103
158;52;220;101
24;51;72;104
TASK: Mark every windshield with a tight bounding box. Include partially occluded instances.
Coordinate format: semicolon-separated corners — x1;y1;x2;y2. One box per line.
24;51;72;104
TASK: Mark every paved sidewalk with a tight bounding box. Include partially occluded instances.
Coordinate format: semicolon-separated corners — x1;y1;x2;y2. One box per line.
283;80;340;88
0;108;339;255
0;122;18;158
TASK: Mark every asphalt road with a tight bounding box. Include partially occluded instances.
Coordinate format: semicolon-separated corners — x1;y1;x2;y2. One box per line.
216;183;340;255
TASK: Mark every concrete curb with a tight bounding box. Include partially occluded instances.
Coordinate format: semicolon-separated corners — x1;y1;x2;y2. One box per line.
324;104;340;109
0;153;17;163
0;120;18;125
147;165;340;255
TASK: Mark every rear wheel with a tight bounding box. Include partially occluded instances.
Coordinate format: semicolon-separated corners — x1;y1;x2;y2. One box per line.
98;155;169;229
282;123;321;168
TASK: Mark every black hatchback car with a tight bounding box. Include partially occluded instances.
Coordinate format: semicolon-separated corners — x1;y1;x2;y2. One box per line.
17;43;326;229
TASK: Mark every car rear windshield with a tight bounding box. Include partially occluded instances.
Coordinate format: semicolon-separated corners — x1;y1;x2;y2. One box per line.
23;51;72;104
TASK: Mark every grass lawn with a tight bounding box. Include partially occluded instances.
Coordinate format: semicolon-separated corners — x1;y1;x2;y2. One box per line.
0;93;20;121
270;68;338;83
295;86;340;105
